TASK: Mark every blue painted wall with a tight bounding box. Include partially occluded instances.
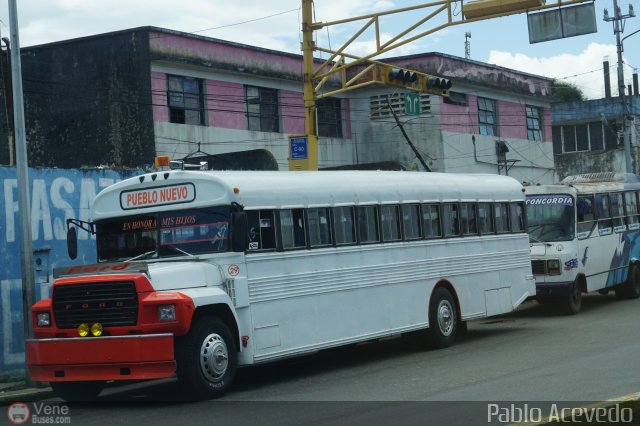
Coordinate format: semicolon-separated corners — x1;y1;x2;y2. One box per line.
0;166;141;375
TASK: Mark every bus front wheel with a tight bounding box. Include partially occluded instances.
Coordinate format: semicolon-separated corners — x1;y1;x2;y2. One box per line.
616;264;640;299
177;316;237;400
427;287;458;349
564;280;582;315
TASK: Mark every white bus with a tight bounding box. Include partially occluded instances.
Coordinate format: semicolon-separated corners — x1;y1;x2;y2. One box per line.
525;172;640;314
27;168;535;401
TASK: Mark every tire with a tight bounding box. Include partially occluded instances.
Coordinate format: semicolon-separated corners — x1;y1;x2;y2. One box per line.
427;287;458;349
50;381;105;402
563;280;582;315
616;264;640;300
176;317;237;400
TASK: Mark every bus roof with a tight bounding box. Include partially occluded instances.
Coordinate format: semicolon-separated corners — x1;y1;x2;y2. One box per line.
92;170;525;220
560;172;640;185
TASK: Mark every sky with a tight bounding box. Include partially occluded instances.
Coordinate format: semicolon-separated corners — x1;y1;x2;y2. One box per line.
0;0;638;100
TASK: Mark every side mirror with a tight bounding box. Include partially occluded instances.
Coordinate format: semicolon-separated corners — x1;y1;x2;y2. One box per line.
230;212;248;252
67;227;78;260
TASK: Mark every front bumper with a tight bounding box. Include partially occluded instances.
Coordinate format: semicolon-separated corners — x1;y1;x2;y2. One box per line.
536;281;575;298
27;333;175;382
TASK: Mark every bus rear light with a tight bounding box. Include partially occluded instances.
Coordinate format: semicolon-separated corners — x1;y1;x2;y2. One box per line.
547;259;561;275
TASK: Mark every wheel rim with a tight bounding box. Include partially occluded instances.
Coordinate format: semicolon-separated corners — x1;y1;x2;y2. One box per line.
437;300;455;336
199;333;229;383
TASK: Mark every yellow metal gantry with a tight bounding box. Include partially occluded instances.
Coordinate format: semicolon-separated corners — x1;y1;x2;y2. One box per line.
293;0;594;171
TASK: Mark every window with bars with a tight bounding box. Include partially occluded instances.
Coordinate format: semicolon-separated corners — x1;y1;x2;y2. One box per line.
526;105;543;141
317;98;343;138
168;75;205;125
478;97;497;136
369;93;431;118
245;86;280;132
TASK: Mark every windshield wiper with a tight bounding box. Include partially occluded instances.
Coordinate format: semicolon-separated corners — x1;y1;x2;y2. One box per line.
163;245;196;258
126;249;157;262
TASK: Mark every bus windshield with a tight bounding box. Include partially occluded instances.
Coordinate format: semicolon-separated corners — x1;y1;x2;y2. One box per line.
526;195;575;243
96;206;230;261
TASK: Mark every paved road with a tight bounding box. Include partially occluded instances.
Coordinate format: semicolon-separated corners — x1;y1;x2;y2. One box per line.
31;294;640;424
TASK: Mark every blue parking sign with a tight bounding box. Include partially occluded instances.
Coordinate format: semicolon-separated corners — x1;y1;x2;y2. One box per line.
290;136;308;160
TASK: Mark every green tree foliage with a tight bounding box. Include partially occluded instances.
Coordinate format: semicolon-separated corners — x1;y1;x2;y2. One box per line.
552;80;586;103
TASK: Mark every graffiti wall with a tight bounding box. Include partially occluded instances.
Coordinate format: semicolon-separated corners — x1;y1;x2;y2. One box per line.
0;166;140;375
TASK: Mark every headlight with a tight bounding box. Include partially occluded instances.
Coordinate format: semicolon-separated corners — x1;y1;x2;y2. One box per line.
547;259;561;275
36;312;50;327
158;304;176;322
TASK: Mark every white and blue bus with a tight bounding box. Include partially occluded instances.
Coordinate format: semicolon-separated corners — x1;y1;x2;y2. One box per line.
525;172;640;314
28;168;535;400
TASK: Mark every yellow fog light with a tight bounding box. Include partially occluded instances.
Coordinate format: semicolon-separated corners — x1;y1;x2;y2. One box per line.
77;323;89;337
91;323;103;337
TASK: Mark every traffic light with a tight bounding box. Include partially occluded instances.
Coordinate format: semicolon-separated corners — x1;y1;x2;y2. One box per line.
382;66;420;89
423;75;452;95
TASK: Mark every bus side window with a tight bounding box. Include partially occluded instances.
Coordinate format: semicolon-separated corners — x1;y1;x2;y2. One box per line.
595;194;613;233
308;207;331;247
495;202;510;234
625;192;640;229
461;203;478;235
358;205;380;243
442;203;460;237
422;204;441;238
333;206;356;245
510;202;525;233
478;202;495;234
610;193;625;230
576;195;595;237
247;210;276;251
381;205;401;242
281;209;306;249
402;204;422;240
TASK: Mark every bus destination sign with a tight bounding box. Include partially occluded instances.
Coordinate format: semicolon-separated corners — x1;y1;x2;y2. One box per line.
120;183;196;210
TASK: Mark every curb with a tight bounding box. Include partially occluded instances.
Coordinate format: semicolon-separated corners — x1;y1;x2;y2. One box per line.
0;386;54;404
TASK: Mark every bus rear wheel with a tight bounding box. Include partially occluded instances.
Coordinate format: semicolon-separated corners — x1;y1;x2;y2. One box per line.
616;264;640;300
427;287;458;349
177;316;237;400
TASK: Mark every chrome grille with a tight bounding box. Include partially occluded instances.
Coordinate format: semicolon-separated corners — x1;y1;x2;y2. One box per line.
53;281;138;328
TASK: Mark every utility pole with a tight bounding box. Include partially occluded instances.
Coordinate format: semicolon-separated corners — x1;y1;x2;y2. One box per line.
291;0;319;171
1;36;15;166
8;0;37;379
604;0;635;173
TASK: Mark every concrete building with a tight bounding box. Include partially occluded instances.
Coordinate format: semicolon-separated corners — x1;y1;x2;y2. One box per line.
0;26;555;183
551;95;640;180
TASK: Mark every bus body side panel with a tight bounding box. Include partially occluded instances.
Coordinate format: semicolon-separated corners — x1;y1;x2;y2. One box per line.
244;234;533;363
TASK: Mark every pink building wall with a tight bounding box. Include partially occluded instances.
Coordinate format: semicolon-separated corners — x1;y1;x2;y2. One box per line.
441;95;551;143
207;80;245;130
281;89;305;134
498;100;526;139
441;96;478;134
152;72;169;122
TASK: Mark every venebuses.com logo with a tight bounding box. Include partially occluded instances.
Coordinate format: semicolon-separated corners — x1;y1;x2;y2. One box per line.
7;401;71;424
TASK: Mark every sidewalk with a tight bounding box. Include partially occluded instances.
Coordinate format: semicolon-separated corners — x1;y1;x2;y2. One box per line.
0;381;54;404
